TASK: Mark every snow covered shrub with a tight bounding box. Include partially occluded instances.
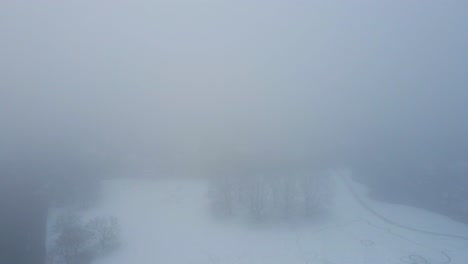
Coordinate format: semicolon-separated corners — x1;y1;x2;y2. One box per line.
49;213;121;264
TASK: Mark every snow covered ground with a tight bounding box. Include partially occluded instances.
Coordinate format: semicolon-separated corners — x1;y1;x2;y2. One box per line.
49;171;468;264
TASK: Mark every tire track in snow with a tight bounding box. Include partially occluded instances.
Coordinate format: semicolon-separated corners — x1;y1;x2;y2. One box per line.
340;176;468;242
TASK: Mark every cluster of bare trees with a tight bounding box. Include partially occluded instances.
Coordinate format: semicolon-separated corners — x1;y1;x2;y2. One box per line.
48;214;120;264
209;172;332;221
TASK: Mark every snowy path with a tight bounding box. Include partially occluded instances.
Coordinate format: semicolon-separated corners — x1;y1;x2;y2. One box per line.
328;172;468;264
341;175;468;242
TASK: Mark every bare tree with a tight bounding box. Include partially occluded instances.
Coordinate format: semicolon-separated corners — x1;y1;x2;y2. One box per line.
301;173;331;217
208;175;236;217
240;175;267;219
52;214;94;264
85;216;121;252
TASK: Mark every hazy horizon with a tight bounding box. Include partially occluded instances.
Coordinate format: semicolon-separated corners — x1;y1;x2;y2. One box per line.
2;0;467;177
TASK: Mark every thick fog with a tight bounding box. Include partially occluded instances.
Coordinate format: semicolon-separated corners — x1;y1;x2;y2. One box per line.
1;1;468;263
2;0;467;177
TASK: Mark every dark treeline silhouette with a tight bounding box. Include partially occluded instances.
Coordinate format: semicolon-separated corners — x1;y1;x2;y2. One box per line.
351;146;468;224
0;176;47;264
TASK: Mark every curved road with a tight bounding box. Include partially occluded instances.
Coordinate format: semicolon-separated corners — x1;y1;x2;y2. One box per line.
341;176;468;242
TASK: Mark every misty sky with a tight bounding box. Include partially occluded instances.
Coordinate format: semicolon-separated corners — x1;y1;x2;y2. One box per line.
1;0;467;176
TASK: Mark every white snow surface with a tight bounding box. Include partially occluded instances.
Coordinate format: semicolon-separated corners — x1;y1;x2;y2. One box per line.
48;171;468;264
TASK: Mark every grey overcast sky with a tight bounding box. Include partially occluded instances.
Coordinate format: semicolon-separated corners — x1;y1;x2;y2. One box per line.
1;0;467;176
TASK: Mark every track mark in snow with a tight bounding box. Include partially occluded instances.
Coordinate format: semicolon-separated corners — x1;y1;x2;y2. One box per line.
341;176;468;241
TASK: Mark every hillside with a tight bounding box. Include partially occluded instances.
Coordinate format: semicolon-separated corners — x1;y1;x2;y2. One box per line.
48;171;468;264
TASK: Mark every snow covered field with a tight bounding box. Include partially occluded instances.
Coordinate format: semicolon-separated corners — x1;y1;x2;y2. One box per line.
50;172;468;264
